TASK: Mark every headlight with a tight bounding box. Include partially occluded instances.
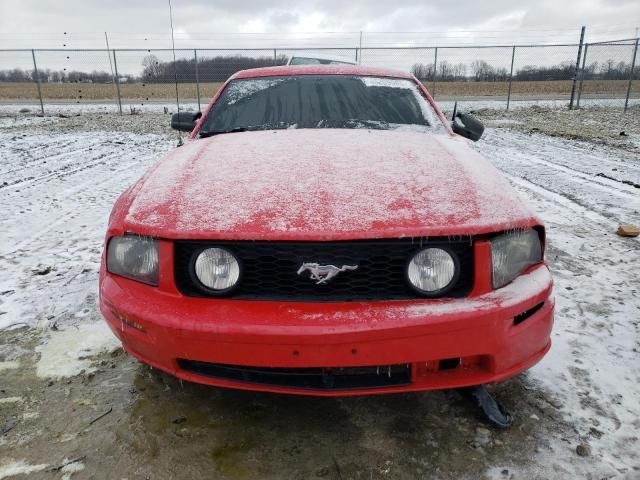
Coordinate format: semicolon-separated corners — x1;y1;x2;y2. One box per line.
107;235;159;285
491;229;542;289
407;247;458;295
193;247;240;292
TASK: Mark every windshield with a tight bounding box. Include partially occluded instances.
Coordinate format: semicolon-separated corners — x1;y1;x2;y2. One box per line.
199;75;444;136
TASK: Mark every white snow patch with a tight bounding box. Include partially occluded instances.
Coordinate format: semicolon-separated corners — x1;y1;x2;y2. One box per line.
0;361;19;371
35;321;120;379
0;397;22;404
61;460;85;480
0;460;48;479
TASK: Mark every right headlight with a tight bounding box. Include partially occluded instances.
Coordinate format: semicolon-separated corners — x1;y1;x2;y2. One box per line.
407;247;459;295
491;229;542;289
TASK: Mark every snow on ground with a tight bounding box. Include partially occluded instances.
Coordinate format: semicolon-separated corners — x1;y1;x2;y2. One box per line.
35;321;120;378
0;112;639;477
0;129;174;376
474;130;640;477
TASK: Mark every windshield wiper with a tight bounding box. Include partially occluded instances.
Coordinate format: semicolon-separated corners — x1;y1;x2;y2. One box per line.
200;122;295;138
199;126;255;138
315;119;391;130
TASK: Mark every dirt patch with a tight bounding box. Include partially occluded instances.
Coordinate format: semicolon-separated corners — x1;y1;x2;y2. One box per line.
0;82;223;103
1;327;576;480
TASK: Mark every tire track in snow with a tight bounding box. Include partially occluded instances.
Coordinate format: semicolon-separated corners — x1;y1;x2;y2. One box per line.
3;144;98;177
507;153;639;198
1;151;122;190
502;172;616;227
0;133;172;256
476;129;640;225
482;129;640;180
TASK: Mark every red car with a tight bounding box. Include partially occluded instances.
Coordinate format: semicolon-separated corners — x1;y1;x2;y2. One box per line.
99;65;553;422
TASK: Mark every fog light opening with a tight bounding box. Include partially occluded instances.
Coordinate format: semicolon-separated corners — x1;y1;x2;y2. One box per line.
438;357;461;371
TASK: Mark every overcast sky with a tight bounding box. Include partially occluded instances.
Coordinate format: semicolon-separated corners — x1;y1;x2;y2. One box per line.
1;0;638;50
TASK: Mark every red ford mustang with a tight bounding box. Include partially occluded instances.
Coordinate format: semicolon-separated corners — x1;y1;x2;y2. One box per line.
99;65;554;404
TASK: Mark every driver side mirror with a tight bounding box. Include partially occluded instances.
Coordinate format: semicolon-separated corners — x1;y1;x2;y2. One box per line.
171;111;201;132
452;112;484;142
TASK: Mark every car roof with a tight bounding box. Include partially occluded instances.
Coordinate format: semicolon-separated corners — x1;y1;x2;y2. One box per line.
232;65;413;80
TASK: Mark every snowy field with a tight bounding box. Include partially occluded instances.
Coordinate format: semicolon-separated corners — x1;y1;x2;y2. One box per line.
0;110;639;478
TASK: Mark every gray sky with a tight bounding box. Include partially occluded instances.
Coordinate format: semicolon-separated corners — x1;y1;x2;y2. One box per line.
0;0;638;50
0;1;638;76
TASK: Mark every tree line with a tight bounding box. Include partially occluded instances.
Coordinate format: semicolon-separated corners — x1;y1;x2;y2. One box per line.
0;54;636;83
0;54;286;83
0;68;134;83
411;59;638;82
141;54;288;82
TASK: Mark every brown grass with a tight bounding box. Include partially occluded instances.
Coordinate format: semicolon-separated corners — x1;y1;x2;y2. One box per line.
424;80;632;97
0;82;223;102
0;80;632;102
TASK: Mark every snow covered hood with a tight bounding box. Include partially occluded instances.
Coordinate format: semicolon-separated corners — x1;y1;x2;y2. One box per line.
122;129;540;240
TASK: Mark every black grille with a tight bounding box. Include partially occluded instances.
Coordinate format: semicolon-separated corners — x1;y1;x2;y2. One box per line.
177;360;411;390
174;238;474;301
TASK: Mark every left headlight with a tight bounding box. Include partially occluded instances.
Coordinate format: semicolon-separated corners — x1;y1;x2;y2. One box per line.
491;229;542;289
107;235;159;286
193;247;241;293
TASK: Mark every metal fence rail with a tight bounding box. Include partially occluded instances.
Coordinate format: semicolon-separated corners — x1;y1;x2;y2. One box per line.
0;37;637;114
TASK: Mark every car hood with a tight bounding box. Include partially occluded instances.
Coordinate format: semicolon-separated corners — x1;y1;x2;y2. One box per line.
122;128;539;240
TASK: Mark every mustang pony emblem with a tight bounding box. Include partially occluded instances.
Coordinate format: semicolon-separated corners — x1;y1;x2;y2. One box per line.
297;262;358;284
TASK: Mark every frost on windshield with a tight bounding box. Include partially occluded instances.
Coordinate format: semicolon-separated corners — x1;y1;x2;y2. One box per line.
223;78;286;105
201;75;445;134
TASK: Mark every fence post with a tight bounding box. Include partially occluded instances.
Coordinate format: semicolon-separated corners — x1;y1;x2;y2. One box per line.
576;43;589;109
432;47;438;96
194;49;201;112
112;50;123;115
624;38;639;112
31;49;44;115
358;31;363;65
506;46;516;110
354;48;358;63
569;26;586;110
273;48;277;66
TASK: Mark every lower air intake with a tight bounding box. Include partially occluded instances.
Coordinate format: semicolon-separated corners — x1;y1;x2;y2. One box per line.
177;360;412;390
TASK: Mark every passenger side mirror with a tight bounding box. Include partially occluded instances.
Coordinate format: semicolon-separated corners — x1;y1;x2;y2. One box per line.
171;111;201;132
452;112;484;142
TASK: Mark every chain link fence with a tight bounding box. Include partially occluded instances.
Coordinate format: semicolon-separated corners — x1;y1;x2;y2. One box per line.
0;38;637;114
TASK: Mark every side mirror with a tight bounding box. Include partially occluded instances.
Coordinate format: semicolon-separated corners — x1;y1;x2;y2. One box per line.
171;111;201;132
452;112;484;142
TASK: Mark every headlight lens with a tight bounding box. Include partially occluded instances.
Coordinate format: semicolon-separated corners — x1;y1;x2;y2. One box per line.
193;248;240;292
407;248;458;295
107;235;159;285
491;229;542;289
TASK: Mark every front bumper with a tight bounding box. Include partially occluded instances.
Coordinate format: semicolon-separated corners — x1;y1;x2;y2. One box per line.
99;248;554;396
